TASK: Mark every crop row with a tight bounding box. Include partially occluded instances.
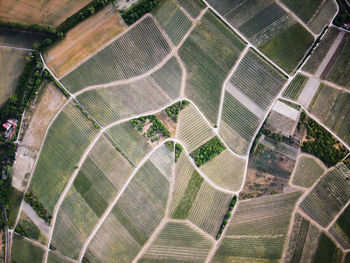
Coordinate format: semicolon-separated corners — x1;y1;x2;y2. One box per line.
180;11;245;124
61;17;171;93
176;0;206;18
292;155;325;188
200;149;246;192
140;221;213;262
280;0;323;24
153;0;192;46
283;74;308;100
29;102;99;214
300;168;350;227
227;191;301;236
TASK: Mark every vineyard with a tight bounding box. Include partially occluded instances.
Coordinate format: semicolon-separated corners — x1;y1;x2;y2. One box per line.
292;155;325;188
139;221;213;262
153;0;192;46
180;11;245;124
300;169;350;228
176;0;206;18
283;74;309;100
29;102;99;214
329;203;350;249
61;17;171;93
11;234;45;263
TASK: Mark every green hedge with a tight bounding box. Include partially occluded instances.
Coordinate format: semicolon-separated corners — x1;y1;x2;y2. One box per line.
119;0;163;25
190;137;226;167
24;191;52;224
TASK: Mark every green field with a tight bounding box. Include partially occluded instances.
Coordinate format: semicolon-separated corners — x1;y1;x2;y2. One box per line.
313;232;344;263
107;122;153;166
139;221;213;262
0;30;45;49
15;211;47;245
329;203;350;249
219;92;261;155
300;168;350;227
30;102;99;213
0;46;27;107
8;187;24;228
153;0;192;46
180;10;245;124
284;213;321;263
61;17;171;93
11;234;45;263
77;57;181;126
280;0;323;23
292;155;325;188
259;23;314;73
176;0;206;18
283;74;309;100
48;252;73;263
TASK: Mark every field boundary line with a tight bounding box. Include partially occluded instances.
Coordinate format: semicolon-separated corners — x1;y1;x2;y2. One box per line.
77;140;172;262
0;44;34;52
12;98;71;231
274;0;317;38
132;218;169;263
165;146;176;218
201;0;290;77
43;129;104;263
149;14;176;50
216;45;250;131
53;14;151;79
326;198;350;231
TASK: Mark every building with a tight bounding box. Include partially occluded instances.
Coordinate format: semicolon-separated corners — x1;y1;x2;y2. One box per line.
2;118;18;140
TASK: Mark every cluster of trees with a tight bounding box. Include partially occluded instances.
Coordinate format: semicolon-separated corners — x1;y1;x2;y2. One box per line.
301;118;348;167
190;137;226;167
120;0;162;25
175;143;183;162
165;100;189;122
131;115;170;142
216;196;237;239
24;191;52;223
0;20;56;35
333;0;350;27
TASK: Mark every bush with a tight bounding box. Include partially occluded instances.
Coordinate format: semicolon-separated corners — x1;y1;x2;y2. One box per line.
120;0;163;25
190;137;226;167
165;100;189;122
175;143;183;162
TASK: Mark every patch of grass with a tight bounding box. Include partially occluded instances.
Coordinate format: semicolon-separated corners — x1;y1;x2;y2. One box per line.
11;234;45;263
24;190;52;224
165;141;174;151
314;233;343;263
173;171;203;219
8;187;24;228
335;204;350;238
259;23;314;73
175;143;183;162
190;137;226;167
15;213;47;244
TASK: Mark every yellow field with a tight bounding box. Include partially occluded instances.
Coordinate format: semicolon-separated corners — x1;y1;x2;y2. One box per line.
0;0;91;26
0;46;27;107
44;4;127;78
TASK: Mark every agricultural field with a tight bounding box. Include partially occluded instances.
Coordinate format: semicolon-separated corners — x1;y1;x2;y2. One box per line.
152;0;192;46
291;154;325;188
308;83;350;145
0;0;91;26
83;146;171;262
11;234;45;263
0;30;46;49
61;16;171;93
139;221;213;262
177;104;215;153
300;168;350;228
283;73;309;100
45;4;127;78
50;135;134;259
180;10;246;124
313;232;344;263
77;57;181;126
205;0;314;73
280;0;337;34
0;46;27;107
15;210;47;245
29;102;99;214
176;0;206;18
329;203;350;249
48;252;74;263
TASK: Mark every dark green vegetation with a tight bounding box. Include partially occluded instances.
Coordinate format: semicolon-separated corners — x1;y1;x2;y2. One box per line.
7;187;24;228
119;0;163;25
299;114;349;167
332;203;350;242
175;143;183;162
173;171;203;219
165;100;189;122
313;233;343;263
333;0;350;28
43;69;70;98
11;234;45;263
260;24;314;73
216;196;236;240
165;141;174;151
74;102;100;129
130;115;170;142
73;171;108;217
24;190;52;224
15;214;46;244
190;137;226;167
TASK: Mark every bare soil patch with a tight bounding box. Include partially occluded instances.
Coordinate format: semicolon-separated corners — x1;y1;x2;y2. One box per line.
45;4;127;78
0;0;91;26
12;146;36;192
21;82;67;151
155;110;177;137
